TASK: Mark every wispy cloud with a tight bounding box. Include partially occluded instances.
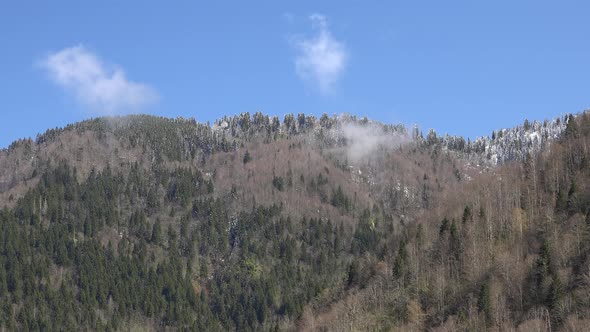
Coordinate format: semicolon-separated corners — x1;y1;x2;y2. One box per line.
340;122;411;164
294;14;347;94
40;45;158;114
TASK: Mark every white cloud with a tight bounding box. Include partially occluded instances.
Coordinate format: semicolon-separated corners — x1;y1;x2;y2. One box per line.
40;45;158;114
340;122;411;164
294;14;347;94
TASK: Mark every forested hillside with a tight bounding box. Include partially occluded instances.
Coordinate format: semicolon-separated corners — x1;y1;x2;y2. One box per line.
0;111;589;331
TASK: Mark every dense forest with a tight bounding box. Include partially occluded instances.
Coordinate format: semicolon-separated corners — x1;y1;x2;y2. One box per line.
0;111;589;331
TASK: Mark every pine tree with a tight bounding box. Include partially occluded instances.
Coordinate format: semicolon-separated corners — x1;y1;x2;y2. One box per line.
151;219;162;245
347;261;360;287
524;119;531;131
547;275;564;326
392;240;408;282
243;150;252;164
567;179;578;215
478;279;492;327
462;206;472;223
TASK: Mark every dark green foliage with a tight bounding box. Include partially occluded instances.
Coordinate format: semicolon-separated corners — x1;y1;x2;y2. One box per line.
167;167;210;207
151;219;162;245
556;188;567;213
243;150;252;164
567;179;578;216
548;275;563;316
564;114;578;139
272;176;284;192
0;160;353;330
439;217;450;235
530;239;555;307
462;206;472;223
392;240;408;283
449;222;463;263
478;279;492;327
523;119;531;131
347;260;360;287
306;172;330;203
353;209;379;254
331;185;351;212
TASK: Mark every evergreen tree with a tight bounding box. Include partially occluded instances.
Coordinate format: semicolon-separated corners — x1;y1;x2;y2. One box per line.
151;219;162;245
392;240;408;282
243;150;252;164
478;279;492;327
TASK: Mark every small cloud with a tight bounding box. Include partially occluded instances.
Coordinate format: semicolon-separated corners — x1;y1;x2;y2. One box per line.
40;45;158;114
339;122;411;164
293;14;347;94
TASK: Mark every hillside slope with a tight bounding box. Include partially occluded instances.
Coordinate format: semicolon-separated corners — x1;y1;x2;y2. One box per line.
0;111;588;331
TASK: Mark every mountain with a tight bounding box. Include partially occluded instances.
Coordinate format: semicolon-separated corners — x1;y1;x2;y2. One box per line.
0;111;589;331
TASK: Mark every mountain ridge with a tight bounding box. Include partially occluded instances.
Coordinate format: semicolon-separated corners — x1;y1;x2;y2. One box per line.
0;110;579;209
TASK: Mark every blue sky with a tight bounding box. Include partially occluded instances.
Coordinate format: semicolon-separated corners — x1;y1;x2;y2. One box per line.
1;1;589;148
